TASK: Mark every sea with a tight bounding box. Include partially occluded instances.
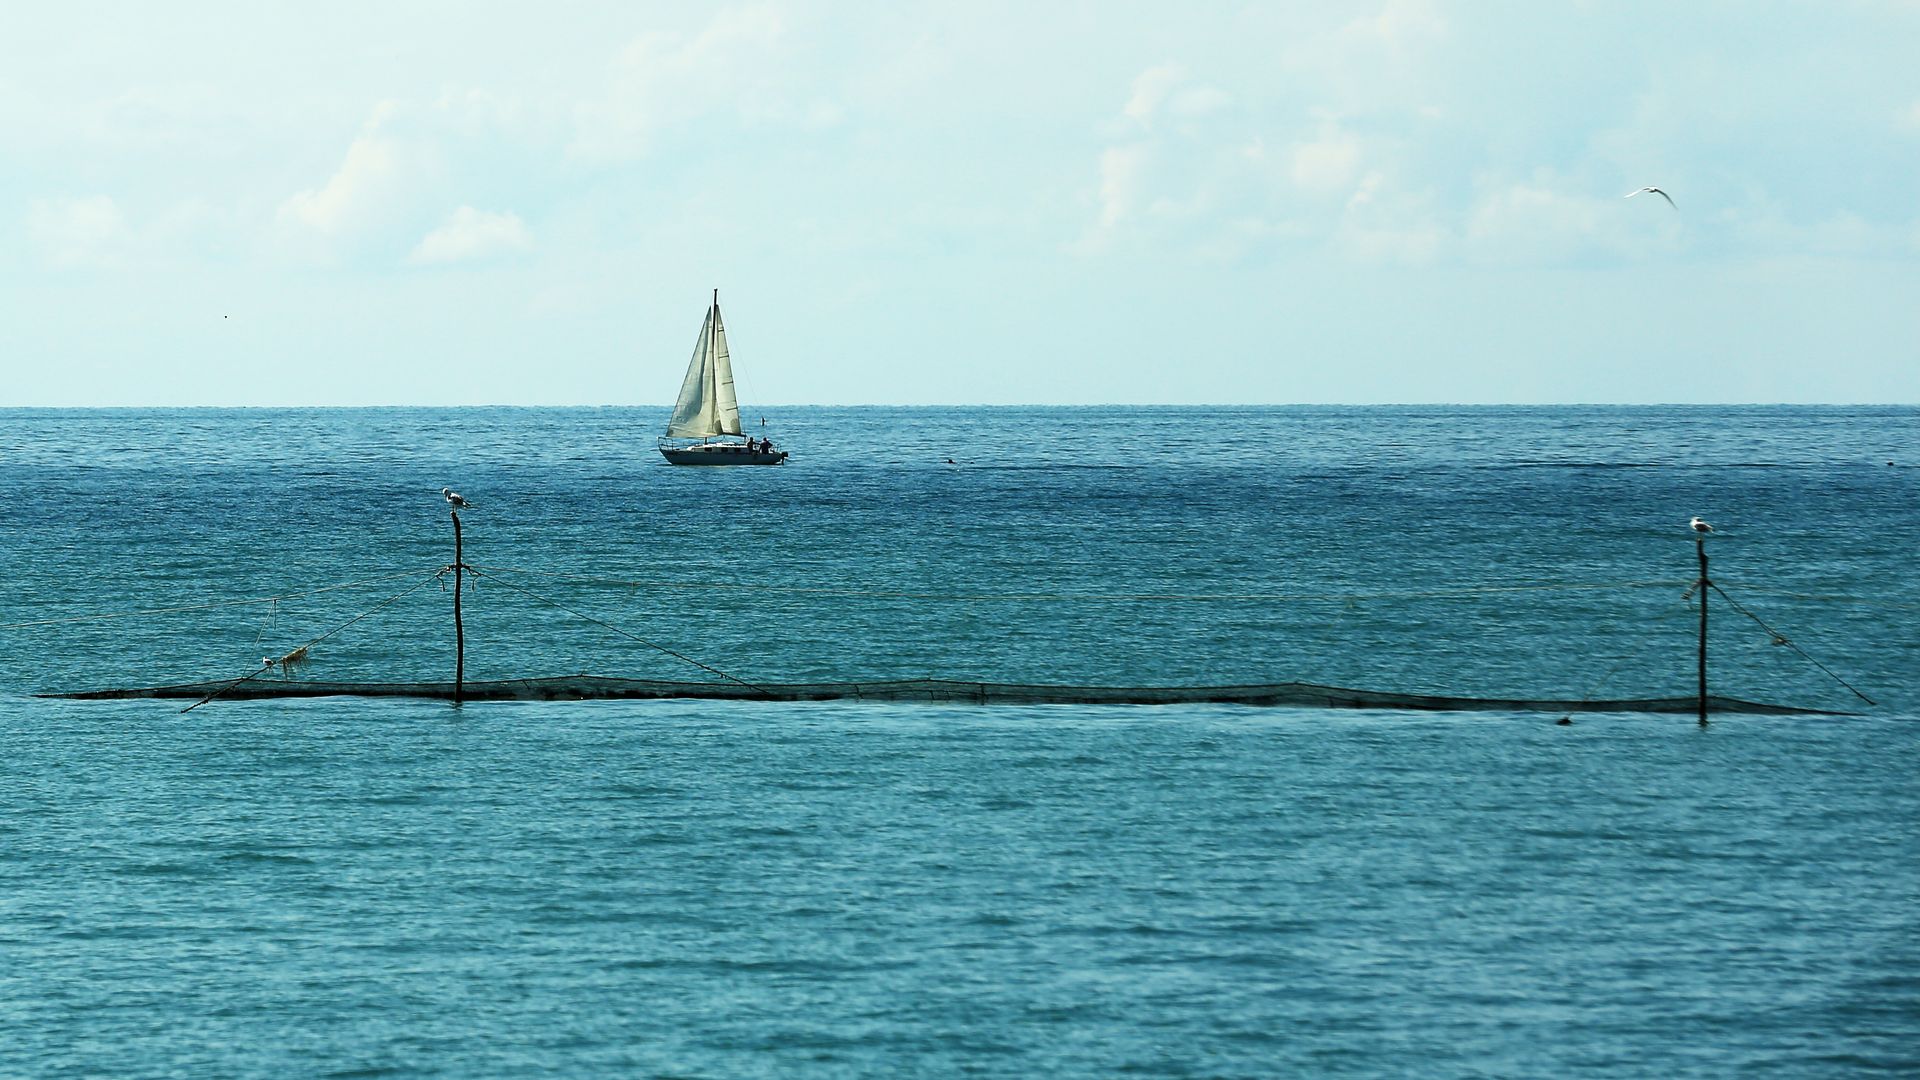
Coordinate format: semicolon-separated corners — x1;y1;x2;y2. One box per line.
2;405;1917;1078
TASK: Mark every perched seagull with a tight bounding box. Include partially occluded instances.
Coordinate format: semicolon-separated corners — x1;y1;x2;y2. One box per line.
1626;186;1677;209
1690;516;1714;534
442;487;476;510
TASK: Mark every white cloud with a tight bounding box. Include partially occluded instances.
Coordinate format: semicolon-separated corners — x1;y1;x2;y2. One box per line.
1467;182;1599;257
272;101;446;264
1096;144;1150;231
571;5;836;161
408;207;532;265
272;94;540;265
27;195;130;269
1340;0;1447;53
1337;220;1447;265
1729;204;1908;259
1337;177;1448;264
1122;64;1185;127
1120;63;1231;132
1279;0;1448;116
1290;126;1362;193
430;86;528;138
277;131;411;236
1079;63;1244;253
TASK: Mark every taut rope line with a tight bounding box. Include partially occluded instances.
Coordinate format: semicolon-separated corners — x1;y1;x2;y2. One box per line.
181;571;445;714
467;565;1689;605
468;569;775;699
1709;583;1876;706
1;567;440;630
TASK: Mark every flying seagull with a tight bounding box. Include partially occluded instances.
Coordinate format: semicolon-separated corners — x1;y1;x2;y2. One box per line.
1626;186;1676;209
442;487;476;510
1689;516;1713;534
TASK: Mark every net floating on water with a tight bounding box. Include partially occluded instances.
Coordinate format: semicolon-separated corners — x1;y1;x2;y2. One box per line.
40;675;1849;715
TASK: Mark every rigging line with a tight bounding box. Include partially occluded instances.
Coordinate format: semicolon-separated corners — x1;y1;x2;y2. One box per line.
180;574;445;714
1709;583;1920;610
468;570;777;699
1708;583;1877;707
1;567;444;630
1568;589;1703;708
465;565;1688;603
251;598;278;647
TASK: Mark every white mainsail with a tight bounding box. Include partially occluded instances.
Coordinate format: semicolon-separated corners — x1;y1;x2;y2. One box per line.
664;295;741;439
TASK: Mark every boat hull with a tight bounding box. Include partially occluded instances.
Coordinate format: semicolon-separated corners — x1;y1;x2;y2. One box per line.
660;442;788;466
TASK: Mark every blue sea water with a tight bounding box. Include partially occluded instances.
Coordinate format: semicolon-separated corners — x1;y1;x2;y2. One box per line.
2;405;1918;1077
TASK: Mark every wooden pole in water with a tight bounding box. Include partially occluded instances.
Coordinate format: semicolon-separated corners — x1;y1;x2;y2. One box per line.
452;509;466;705
1696;537;1708;727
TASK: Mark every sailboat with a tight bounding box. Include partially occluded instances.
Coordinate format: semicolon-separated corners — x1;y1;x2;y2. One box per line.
657;290;788;466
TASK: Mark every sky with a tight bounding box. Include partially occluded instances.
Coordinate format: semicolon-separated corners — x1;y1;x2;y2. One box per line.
3;1;1917;406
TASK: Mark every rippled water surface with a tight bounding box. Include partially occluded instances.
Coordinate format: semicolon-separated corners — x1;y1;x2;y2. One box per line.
3;406;1917;1077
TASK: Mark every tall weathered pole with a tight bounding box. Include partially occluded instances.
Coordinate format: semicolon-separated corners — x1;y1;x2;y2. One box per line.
1696;537;1708;727
452;509;466;705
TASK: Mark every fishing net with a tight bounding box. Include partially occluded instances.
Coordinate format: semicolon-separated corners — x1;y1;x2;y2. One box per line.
47;675;1843;714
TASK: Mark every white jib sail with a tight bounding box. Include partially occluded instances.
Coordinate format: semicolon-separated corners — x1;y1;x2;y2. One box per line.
664;300;742;438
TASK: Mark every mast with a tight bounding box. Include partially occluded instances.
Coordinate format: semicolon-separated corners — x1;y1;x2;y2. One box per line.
710;288;719;433
663;289;735;440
